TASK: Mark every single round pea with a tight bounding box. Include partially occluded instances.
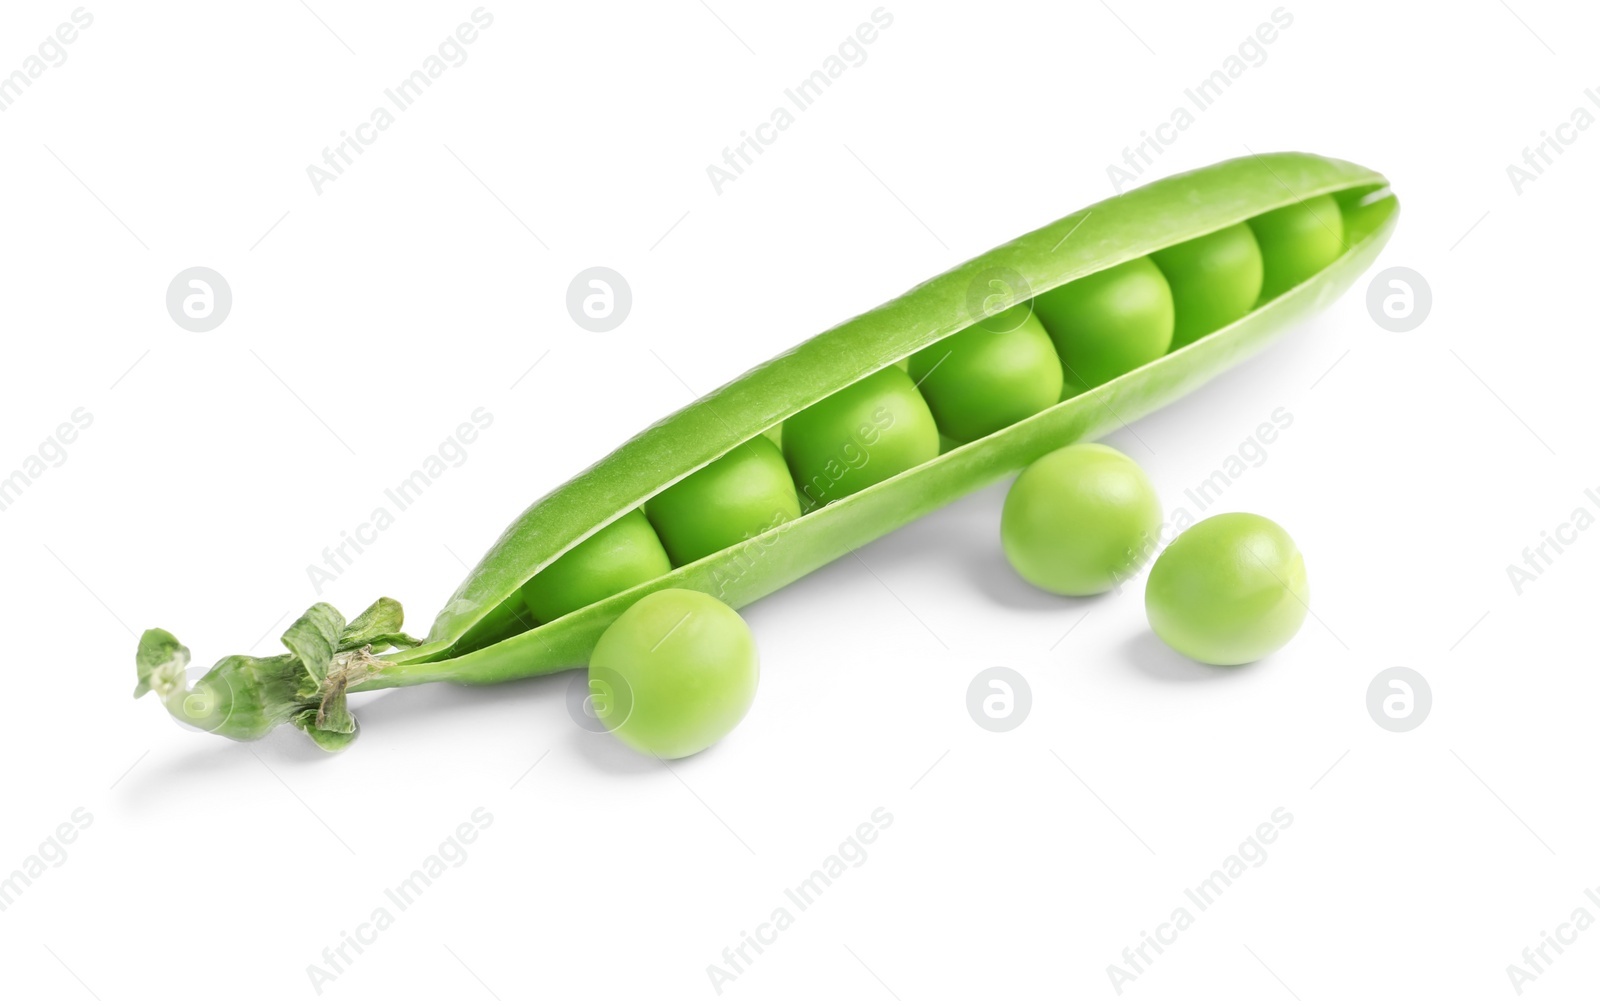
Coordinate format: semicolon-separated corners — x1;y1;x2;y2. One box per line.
1000;443;1161;596
521;509;672;623
782;366;939;509
1150;223;1263;349
1248;195;1346;300
589;588;759;759
1145;512;1308;666
1031;257;1174;397
646;436;801;566
907;308;1063;443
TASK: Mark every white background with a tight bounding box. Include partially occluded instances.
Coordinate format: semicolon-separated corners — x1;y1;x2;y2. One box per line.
1;1;1596;998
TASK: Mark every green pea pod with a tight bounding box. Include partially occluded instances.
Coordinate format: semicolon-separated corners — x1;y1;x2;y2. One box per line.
136;151;1398;747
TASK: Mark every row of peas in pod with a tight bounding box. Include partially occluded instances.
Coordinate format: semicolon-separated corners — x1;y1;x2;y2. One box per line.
519;196;1347;627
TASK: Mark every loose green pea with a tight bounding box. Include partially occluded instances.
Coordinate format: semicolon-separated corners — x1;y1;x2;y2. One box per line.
1031;257;1174;397
1249;195;1346;300
1144;512;1308;666
521;509;672;623
1000;443;1161;596
1150;223;1263;349
646;436;801;566
589;588;759;759
783;366;939;509
907;307;1063;443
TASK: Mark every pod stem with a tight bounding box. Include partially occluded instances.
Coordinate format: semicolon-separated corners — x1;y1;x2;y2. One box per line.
133;598;426;751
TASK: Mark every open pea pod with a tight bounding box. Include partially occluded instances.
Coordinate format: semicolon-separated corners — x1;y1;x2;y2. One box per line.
137;151;1398;747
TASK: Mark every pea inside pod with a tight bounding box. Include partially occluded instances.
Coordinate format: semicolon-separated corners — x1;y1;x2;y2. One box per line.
646;435;800;566
1031;257;1174;397
907;306;1063;443
1151;223;1264;349
782;365;939;509
1249;194;1346;300
521;509;671;624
